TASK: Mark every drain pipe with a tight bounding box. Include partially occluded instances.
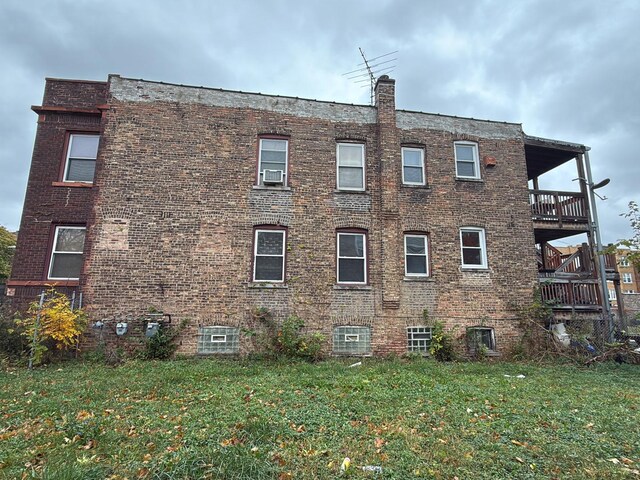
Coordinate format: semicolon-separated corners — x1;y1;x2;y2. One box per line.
583;147;614;342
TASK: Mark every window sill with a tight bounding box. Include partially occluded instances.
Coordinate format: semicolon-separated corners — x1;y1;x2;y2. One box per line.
401;184;430;189
6;279;80;287
333;284;372;291
247;282;288;289
333;189;370;194
403;276;434;282
460;267;490;273
252;185;291;191
455;177;484;183
52;181;93;188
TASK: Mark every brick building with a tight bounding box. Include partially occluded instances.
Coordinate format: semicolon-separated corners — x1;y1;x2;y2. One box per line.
7;75;614;355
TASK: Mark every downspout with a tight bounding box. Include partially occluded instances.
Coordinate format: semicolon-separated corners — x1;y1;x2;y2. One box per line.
583;147;614;342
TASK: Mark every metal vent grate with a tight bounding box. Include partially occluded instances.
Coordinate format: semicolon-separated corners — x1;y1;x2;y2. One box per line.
333;326;371;355
198;326;240;354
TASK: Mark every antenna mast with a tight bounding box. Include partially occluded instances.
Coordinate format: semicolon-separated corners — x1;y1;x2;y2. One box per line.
342;48;398;105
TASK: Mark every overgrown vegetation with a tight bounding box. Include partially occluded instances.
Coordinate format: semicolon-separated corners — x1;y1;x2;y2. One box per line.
428;321;457;361
251;308;326;361
0;224;16;282
607;200;640;269
0;359;638;479
137;318;188;360
14;288;87;366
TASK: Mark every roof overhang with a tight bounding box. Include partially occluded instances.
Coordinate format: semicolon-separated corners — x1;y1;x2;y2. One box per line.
525;135;586;180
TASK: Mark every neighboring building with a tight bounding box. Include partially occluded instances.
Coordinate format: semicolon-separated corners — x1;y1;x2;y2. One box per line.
6;75;615;356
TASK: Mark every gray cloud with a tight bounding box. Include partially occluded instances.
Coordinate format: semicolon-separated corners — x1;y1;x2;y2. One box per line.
1;0;637;244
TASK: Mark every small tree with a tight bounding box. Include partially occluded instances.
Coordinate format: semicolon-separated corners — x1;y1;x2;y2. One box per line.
615;201;640;269
16;289;88;365
0;225;16;283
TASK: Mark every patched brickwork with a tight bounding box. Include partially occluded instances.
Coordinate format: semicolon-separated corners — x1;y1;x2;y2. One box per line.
11;74;543;356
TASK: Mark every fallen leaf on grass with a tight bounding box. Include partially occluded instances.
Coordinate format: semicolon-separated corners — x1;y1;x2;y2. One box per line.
374;437;385;448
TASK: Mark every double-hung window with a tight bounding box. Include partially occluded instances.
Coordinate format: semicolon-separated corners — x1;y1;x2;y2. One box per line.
402;147;425;185
258;138;288;186
337;231;367;284
337;143;365;191
253;229;286;282
64;134;100;183
404;234;429;276
454;141;480;179
623;273;633;283
48;226;86;280
460;227;487;269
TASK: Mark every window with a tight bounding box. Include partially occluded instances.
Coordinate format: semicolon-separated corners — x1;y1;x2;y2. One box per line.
402;147;425;185
48;226;86;280
623;273;633;283
609;289;617;301
454;141;480;179
197;326;240;354
337;231;367;284
407;326;432;353
625;290;635;294
337;143;365;191
64;134;99;182
467;327;496;352
460;227;487;268
258;138;288;186
620;257;630;267
333;326;371;355
253;229;286;282
404;234;429;276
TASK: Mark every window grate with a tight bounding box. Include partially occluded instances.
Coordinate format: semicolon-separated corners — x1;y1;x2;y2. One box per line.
198;326;239;354
333;326;371;355
407;326;433;353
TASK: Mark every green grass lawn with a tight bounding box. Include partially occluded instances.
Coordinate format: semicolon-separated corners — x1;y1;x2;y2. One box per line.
0;359;638;479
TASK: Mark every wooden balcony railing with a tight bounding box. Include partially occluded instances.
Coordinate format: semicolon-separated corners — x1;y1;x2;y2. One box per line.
530;190;588;225
538;278;601;309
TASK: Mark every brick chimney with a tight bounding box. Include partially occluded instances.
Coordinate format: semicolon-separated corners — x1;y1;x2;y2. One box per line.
374;75;396;125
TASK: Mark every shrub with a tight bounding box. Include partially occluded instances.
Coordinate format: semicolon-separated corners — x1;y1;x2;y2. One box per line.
15;289;88;366
429;321;457;361
0;307;26;362
138;319;188;360
253;309;325;361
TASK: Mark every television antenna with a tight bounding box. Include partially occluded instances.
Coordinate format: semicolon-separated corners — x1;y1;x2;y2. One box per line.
342;48;398;105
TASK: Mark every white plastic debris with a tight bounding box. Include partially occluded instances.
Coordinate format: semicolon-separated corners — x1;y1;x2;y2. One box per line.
504;374;526;378
348;362;362;368
361;465;383;473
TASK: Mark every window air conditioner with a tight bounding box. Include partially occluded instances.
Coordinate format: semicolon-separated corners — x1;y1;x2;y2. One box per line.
263;169;284;185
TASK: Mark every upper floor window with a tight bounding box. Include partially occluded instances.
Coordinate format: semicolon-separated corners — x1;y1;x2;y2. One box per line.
337;231;367;284
253;228;286;282
404;234;429;276
454;141;480;180
64;134;99;183
337;143;365;191
622;273;633;283
402;147;425;186
460;227;487;269
620;257;630;267
258;138;288;186
48;226;86;280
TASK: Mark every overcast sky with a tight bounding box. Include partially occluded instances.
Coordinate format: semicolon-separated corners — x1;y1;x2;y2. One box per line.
1;0;638;245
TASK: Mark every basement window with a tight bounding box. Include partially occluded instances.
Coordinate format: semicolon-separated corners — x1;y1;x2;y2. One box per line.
333;326;371;355
407;326;433;353
198;326;239;354
467;327;496;353
64;134;100;183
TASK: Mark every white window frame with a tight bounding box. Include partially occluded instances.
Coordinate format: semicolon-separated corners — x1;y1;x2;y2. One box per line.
258;138;288;186
253;229;286;283
460;227;488;269
336;232;367;284
622;273;633;283
404;234;429;277
63;133;100;183
336;143;365;191
608;289;617;301
401;147;425;186
48;226;86;280
210;335;227;343
407;326;433;353
620;257;630;267
345;334;359;342
454;141;480;180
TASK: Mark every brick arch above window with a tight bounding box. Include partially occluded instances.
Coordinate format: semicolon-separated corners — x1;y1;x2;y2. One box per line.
332;217;371;230
250;213;292;227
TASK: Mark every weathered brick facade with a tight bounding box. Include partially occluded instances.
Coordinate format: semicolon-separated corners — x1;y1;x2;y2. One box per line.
10;74;554;356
